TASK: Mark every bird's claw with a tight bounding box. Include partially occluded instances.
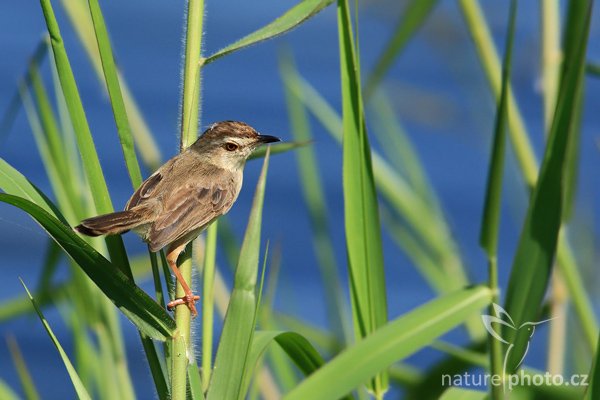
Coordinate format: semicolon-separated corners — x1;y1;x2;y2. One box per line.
167;293;201;316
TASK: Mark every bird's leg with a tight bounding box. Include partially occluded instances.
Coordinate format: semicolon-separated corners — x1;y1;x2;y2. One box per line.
165;243;200;316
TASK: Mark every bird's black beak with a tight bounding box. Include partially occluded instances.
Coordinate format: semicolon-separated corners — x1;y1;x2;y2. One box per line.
257;135;281;144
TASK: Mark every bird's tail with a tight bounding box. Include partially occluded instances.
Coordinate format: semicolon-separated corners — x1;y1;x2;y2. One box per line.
75;209;149;237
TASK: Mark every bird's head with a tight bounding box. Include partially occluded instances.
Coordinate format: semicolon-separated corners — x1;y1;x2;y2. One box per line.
191;121;280;170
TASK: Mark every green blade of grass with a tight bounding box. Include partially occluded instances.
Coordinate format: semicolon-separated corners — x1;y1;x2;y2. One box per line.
339;0;389;392
405;340;487;400
187;363;205;400
0;380;19;400
248;141;311;161
86;6;167;394
6;336;40;400
148;249;166;307
478;2;516;396
0;282;70;322
431;340;488;368
215;217;241;269
460;0;597;350
587;62;600;77
12;78;139;396
140;337;169;400
388;363;422;388
439;387;487;400
240;242;271;397
369;92;437;209
284;286;492;400
364;0;439;98
556;236;597;350
39;0;111;215
59;0;162;170
368;92;484;333
559;2;585;224
27;60;69;185
284;66;487;339
275;313;342;355
246;331;356;400
207;150;270;400
96;325;124;399
284;68;472;300
20;280;92;400
36;240;62;295
541;0;561;128
280;51;348;346
586;335;600;399
47;43;86;202
203;0;334;66
23;64;83;223
254;245;303;393
19;79;78;224
0;158;64;221
542;0;566;379
38;0;133;278
201;222;218;392
503;0;593;373
381;207;447;293
479;0;515;257
251;331;324;378
199;246;291;400
0;38;47;142
0;194;176;341
458;0;538;187
87;0;143;188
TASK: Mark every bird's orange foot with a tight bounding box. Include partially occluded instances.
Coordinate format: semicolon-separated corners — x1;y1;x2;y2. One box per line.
167;293;201;316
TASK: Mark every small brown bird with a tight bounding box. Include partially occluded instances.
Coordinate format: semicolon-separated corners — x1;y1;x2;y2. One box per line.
75;121;280;316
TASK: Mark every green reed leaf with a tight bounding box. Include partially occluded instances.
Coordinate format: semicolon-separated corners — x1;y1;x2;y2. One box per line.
87;0;143;188
365;0;439;98
479;0;516;257
439;387;487;400
284;286;492;400
0;380;19;400
338;0;389;393
204;0;334;66
20;280;92;400
201;222;218;392
245;331;355;400
38;0;133;279
458;0;538;187
39;0;111;215
0;158;64;222
0;194;176;341
187;363;205;400
503;0;593;373
7;336;40;400
59;0;162;170
207;150;270;400
587;335;600;399
248;141;310;161
479;4;516;395
280;52;348;346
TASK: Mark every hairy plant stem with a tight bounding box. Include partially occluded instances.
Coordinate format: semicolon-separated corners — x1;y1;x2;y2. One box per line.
171;0;205;398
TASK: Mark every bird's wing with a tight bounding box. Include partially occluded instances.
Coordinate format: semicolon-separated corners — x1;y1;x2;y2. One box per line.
147;173;237;251
126;170;164;210
125;155;187;210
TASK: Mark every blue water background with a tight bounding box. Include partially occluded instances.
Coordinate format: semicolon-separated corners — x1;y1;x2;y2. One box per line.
0;1;599;398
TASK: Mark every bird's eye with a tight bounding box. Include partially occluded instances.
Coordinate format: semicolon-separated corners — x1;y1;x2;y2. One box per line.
224;142;239;151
